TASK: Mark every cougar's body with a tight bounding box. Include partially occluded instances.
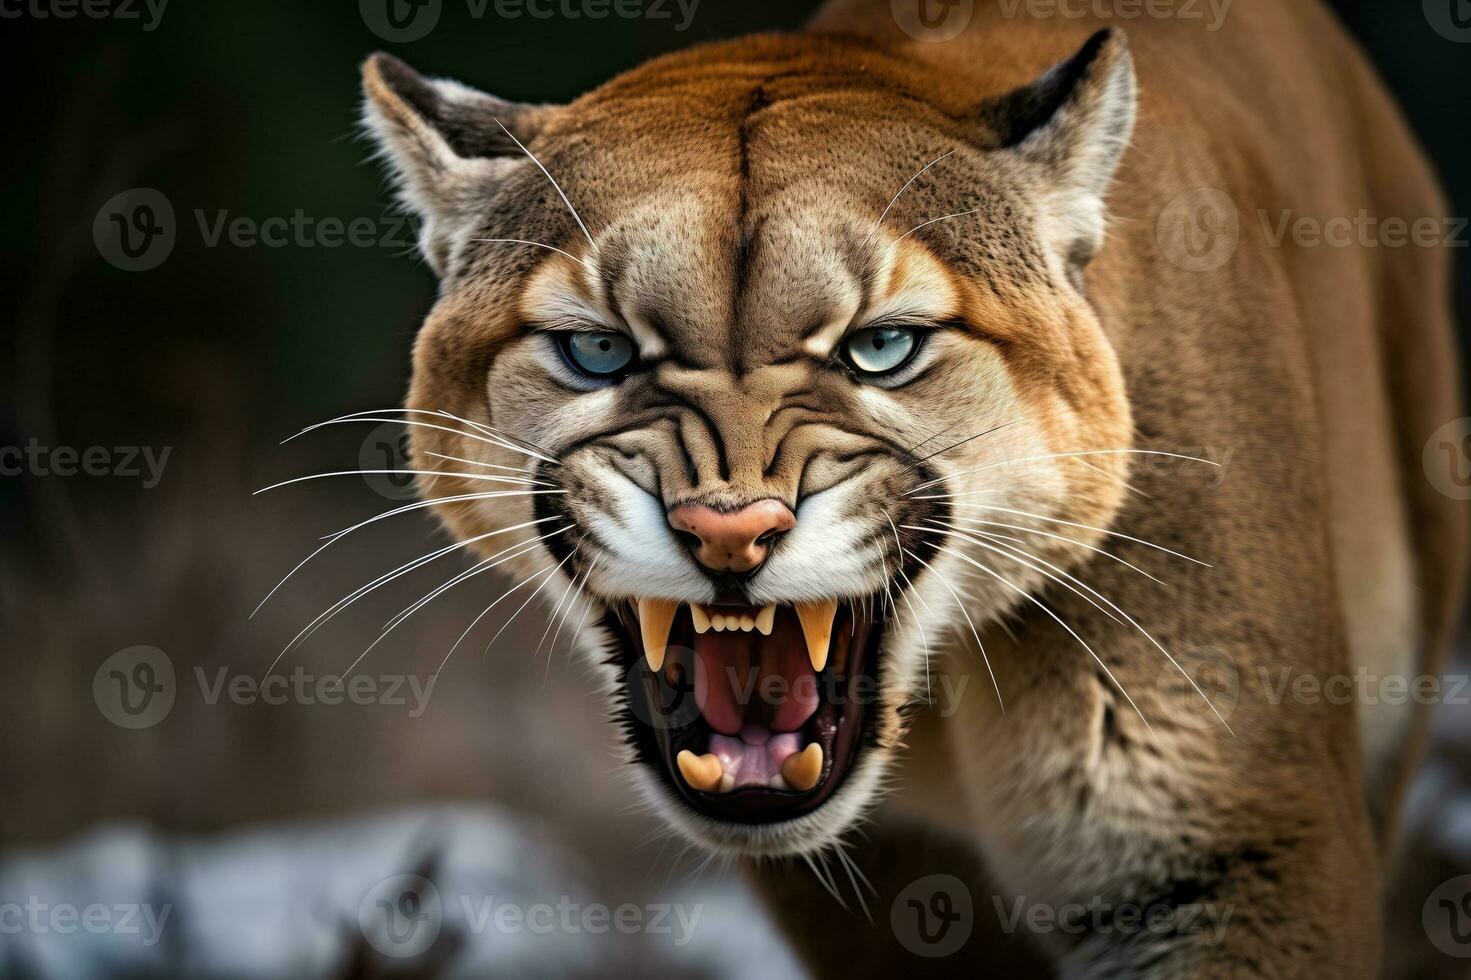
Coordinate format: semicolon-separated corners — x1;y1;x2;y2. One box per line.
360;0;1465;974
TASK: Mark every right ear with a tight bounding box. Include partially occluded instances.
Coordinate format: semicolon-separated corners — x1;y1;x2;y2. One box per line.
361;52;560;275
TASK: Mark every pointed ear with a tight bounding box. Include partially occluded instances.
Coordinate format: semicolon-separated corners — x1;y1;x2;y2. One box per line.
982;29;1137;274
361;53;559;275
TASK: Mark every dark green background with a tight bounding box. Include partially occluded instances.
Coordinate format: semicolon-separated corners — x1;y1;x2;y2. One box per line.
2;2;1466;554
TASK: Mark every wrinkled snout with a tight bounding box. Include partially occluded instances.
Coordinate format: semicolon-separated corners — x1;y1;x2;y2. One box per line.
668;499;796;574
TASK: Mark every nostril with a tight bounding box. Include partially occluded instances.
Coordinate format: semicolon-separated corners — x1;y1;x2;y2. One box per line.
667;499;797;573
754;527;786;548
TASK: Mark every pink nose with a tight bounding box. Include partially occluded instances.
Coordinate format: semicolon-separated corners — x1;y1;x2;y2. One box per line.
668;500;796;574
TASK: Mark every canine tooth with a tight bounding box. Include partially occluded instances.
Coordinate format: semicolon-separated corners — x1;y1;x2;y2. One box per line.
780;743;823;792
740;615;755;632
690;604;711;634
755;604;775;635
637;598;679;671
676;750;723;793
794;599;838;672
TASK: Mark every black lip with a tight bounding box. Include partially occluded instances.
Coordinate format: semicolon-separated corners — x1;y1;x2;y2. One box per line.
608;602;885;825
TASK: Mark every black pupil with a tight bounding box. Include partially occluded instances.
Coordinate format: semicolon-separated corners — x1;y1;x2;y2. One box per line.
872;335;887;350
598;338;612;352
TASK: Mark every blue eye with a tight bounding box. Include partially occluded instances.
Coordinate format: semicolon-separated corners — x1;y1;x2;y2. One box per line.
843;327;918;375
562;332;635;377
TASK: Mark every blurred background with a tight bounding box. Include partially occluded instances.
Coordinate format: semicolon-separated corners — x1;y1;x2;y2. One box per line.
1;0;1467;976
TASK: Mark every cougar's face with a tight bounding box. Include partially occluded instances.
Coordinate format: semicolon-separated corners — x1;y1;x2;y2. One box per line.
364;32;1136;856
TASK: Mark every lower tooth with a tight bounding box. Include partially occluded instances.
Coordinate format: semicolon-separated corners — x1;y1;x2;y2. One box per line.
676;750;724;793
780;743;823;792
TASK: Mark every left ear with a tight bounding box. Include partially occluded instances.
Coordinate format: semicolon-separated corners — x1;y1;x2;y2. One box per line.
983;29;1137;276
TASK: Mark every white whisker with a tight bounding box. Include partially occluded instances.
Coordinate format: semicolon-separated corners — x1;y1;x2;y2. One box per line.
943;515;1167;585
495;118;597;252
934;503;1210;567
434;562;561;679
908;449;1219;495
912;552;1004;712
332;528;571;686
284;411;560;466
384;527;571;632
470;238;594;272
535;536;589;665
251;489;560;617
866;148;957;244
931;521;1232;734
933;544;1153;732
894;207;984;245
255;470;550;494
482;549;577;659
423;451;549;481
264;518;557;677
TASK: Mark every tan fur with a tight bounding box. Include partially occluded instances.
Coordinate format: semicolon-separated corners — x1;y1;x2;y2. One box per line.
360;2;1466;975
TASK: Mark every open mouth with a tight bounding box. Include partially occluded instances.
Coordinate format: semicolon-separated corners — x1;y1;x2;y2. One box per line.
609;597;883;824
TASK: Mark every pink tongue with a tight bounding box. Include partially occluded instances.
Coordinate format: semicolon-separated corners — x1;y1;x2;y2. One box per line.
693;612;819;736
710;727;802;789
